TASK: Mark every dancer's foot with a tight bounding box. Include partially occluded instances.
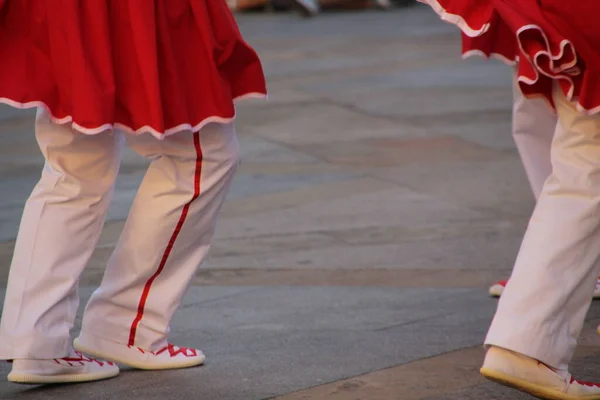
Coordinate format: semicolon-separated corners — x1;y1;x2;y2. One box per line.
488;279;508;297
8;352;119;384
74;333;205;370
481;346;600;400
489;276;600;299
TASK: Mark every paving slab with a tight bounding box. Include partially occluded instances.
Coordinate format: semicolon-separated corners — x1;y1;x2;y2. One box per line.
0;286;499;400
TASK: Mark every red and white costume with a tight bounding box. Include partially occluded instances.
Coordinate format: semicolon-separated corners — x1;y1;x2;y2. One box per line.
0;0;266;136
426;0;600;114
421;0;600;398
461;14;517;66
0;0;266;382
463;28;554;199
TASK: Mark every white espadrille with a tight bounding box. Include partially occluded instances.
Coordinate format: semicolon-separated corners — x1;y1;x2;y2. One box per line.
73;333;205;370
8;351;119;384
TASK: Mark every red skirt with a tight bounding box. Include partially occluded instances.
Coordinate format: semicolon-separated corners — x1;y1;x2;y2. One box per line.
420;0;600;114
461;13;517;65
0;0;267;137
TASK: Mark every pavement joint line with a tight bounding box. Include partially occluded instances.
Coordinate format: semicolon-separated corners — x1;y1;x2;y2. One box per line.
177;287;266;310
268;344;487;400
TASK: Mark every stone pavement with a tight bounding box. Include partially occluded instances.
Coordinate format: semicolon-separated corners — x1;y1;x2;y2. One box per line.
1;5;600;400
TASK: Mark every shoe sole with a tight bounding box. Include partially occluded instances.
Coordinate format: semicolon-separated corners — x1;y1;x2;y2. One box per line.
480;367;597;400
7;369;119;385
73;338;205;370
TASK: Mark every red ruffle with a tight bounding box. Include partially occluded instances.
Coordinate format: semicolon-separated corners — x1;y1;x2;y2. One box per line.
461;13;517;65
0;0;267;137
418;0;494;37
420;0;600;114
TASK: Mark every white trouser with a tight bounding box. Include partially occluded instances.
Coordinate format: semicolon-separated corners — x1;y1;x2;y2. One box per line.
511;72;556;199
0;109;239;359
485;85;600;370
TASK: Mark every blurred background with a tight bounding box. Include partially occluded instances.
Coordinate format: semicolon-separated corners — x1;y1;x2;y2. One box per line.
227;0;417;17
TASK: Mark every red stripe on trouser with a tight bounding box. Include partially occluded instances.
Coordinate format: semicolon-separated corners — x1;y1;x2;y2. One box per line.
128;132;203;346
